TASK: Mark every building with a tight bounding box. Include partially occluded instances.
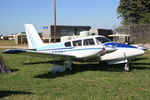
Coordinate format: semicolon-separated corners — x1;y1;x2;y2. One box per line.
14;25;113;44
42;25;91;42
15;32;27;44
89;29;113;37
3;34;16;40
15;32;42;44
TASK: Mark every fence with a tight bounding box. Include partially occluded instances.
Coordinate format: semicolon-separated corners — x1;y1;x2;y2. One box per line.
130;24;150;43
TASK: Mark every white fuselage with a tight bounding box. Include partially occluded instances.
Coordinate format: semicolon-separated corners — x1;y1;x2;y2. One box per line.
23;24;145;64
3;24;146;72
33;36;145;62
35;36;106;60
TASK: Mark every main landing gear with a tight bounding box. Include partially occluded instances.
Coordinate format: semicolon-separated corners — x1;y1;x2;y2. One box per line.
51;59;73;74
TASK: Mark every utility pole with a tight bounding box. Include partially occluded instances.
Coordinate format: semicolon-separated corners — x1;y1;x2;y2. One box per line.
54;0;56;42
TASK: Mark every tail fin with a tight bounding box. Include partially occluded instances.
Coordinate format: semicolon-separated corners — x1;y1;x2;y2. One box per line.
24;24;44;49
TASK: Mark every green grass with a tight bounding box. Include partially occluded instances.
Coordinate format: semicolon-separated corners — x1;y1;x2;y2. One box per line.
0;49;150;100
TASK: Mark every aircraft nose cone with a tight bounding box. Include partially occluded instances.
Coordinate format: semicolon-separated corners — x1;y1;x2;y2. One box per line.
139;49;145;55
134;49;145;56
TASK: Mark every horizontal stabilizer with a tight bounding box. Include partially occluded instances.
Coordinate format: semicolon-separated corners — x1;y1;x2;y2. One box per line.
2;49;26;54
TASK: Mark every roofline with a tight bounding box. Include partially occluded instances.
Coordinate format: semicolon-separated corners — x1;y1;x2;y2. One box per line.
43;25;91;27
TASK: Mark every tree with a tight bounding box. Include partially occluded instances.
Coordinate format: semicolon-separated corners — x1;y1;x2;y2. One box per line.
117;0;150;25
0;55;11;73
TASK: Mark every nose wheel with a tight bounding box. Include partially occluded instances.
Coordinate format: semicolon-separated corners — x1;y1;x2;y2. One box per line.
124;63;129;71
123;52;130;72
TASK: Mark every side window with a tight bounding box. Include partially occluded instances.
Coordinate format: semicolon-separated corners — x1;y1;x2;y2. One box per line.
65;42;71;47
73;40;82;46
83;39;95;46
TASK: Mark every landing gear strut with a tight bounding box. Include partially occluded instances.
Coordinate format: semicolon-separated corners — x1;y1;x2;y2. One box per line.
51;59;73;74
65;60;73;70
123;52;131;71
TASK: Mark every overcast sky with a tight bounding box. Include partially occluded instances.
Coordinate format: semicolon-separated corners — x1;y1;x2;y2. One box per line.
0;0;120;34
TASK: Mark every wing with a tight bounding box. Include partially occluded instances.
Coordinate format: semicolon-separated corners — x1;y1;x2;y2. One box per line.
2;49;76;60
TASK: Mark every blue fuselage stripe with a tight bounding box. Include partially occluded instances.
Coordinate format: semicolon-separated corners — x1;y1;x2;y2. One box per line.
37;48;102;52
104;42;137;48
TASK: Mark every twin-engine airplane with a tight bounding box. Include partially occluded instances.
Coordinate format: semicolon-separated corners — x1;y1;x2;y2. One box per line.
3;24;146;71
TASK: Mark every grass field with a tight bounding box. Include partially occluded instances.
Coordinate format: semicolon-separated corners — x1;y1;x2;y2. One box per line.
0;40;17;46
0;40;27;46
0;48;150;100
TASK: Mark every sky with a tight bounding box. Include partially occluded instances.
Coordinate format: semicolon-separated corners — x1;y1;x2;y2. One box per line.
0;0;120;34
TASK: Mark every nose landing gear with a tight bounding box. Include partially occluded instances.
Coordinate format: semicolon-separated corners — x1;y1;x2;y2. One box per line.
124;63;129;71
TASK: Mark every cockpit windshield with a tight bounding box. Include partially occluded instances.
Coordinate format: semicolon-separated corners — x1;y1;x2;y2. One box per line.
96;37;111;44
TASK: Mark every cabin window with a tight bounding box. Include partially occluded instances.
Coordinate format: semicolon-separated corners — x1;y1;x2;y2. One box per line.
73;40;82;46
83;39;95;46
96;37;111;43
65;42;71;47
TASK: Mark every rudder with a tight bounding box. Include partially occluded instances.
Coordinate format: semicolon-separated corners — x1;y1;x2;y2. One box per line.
24;24;44;49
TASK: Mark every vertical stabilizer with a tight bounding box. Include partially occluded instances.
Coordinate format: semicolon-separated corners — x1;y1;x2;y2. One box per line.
24;24;44;49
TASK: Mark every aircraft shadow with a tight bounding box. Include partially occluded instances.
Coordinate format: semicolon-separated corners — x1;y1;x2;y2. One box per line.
24;60;51;65
10;69;19;73
0;69;19;74
131;62;150;70
130;66;150;70
132;57;148;61
34;64;115;79
0;90;33;98
131;57;150;69
24;60;63;65
34;62;150;79
132;62;150;66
